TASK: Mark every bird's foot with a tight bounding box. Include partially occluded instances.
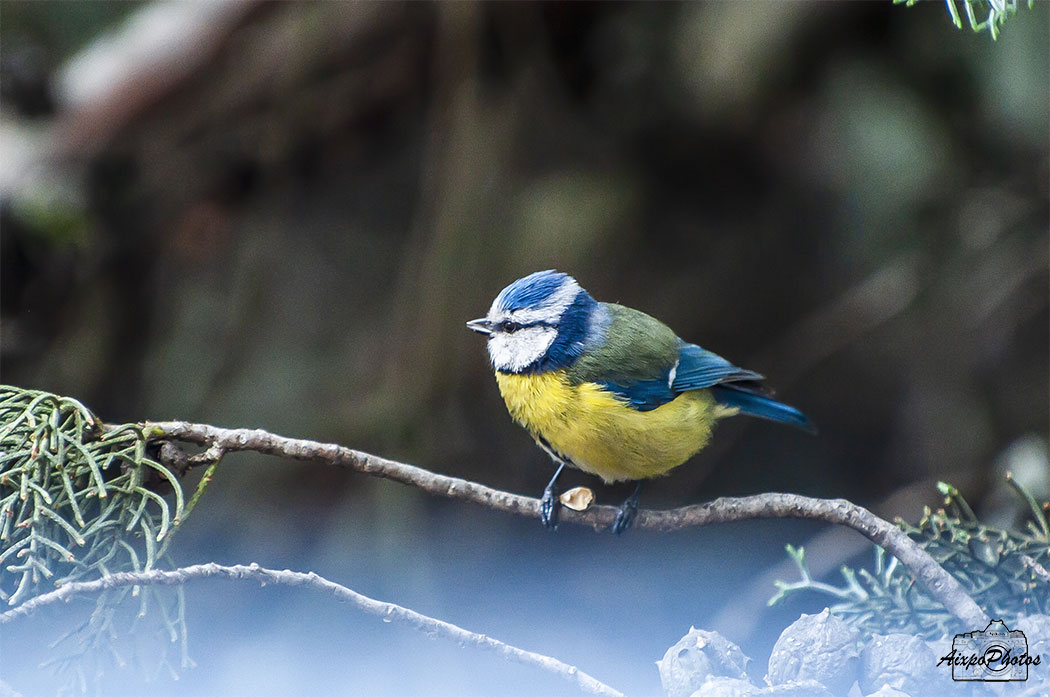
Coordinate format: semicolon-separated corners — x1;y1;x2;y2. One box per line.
539;461;567;531
540;483;560;530
611;482;643;535
611;500;637;535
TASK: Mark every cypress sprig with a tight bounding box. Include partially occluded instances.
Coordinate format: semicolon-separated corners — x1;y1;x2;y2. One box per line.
894;0;1034;40
0;386;187;604
773;477;1050;638
0;385;199;690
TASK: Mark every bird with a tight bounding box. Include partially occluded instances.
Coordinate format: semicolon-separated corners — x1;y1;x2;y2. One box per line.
467;270;815;534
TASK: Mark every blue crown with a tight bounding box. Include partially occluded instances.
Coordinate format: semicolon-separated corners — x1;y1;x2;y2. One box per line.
494;270;572;313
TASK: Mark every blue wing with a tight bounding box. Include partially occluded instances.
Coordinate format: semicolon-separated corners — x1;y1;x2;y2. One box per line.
673;343;814;431
598;342;760;412
670;343;764;391
597;377;676;411
600;342;815;432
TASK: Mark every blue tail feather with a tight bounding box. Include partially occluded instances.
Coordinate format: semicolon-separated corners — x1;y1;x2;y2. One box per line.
711;385;816;434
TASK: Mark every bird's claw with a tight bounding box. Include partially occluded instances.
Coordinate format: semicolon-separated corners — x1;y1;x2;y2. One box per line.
611;482;643;535
611;498;638;535
540;484;560;530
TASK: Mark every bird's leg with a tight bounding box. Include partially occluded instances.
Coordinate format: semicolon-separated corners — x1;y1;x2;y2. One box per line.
612;481;644;535
540;461;566;530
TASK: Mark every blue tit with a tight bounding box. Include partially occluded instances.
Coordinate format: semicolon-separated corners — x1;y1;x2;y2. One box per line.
467;269;815;534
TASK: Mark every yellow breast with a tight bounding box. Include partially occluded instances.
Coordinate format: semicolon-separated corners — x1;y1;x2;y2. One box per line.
494;370;737;483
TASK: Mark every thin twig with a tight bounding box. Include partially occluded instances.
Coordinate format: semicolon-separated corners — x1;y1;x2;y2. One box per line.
0;562;624;697
127;421;989;628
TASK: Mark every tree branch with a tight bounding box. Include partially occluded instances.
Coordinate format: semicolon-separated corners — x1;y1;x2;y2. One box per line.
0;562;624;697
132;421;989;628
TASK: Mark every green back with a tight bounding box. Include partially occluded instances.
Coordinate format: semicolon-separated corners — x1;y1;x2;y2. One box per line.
567;303;680;385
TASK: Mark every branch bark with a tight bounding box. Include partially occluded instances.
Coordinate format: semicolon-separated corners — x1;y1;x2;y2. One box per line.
0;562;624;697
131;421;989;628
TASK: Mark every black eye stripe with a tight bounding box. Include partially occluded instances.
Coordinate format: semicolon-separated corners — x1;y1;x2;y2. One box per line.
497;320;556;333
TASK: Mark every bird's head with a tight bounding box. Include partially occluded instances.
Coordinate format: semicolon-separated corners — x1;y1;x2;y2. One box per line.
467;270;601;374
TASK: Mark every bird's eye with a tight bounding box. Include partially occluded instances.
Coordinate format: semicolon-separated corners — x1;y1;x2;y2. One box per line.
500;321;522;333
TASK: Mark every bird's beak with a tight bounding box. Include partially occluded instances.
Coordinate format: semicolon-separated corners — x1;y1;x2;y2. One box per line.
466;318;493;335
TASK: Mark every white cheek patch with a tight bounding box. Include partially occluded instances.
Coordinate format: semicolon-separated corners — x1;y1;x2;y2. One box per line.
488;326;558;373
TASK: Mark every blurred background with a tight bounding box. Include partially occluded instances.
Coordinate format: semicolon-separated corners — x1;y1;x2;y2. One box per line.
1;1;1047;695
